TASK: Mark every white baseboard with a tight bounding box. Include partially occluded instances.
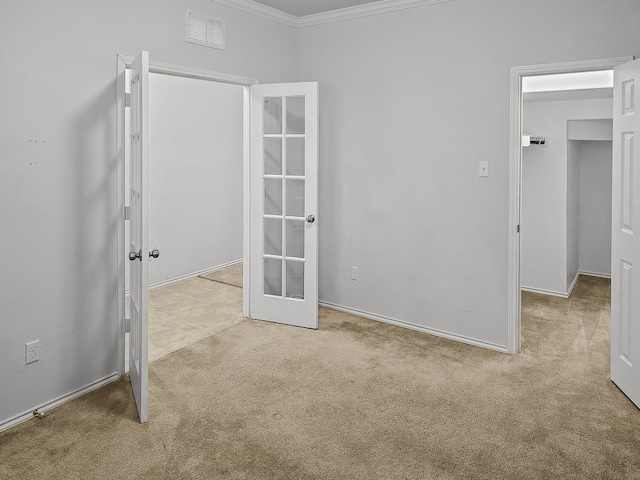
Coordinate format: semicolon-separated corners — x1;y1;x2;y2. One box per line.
520;285;570;298
522;270;611;298
0;372;119;433
566;271;580;297
318;301;509;354
579;270;611;279
149;259;243;291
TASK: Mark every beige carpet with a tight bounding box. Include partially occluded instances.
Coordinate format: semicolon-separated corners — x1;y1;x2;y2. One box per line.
1;275;639;479
200;262;243;289
149;277;243;363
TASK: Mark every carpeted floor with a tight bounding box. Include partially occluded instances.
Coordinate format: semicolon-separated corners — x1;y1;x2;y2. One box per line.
200;262;243;289
148;277;243;363
1;275;638;479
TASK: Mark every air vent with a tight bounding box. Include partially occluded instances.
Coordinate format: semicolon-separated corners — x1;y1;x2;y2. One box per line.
185;9;225;50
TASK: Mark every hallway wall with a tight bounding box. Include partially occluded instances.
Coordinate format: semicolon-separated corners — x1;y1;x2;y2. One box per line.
521;97;612;295
148;73;243;287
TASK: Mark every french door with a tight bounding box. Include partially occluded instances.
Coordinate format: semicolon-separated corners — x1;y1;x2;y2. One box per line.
249;83;319;329
127;51;150;423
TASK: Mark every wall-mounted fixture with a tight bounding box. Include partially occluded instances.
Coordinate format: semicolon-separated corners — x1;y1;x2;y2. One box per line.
522;134;546;147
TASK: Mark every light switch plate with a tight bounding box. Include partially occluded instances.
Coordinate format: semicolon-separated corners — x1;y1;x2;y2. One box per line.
479;161;489;177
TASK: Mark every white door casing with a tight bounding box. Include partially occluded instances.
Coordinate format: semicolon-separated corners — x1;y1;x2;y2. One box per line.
611;58;640;408
249;82;319;329
128;51;150;423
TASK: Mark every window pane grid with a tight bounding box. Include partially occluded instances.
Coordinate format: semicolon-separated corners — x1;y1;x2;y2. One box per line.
262;95;307;300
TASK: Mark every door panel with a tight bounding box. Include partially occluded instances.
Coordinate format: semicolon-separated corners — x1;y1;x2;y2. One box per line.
128;51;150;423
250;83;318;329
611;58;640;408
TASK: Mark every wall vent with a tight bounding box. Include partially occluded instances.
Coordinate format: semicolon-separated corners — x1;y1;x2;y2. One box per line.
185;9;226;50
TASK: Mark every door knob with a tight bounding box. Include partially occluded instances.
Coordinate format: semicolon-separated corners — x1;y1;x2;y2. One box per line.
129;250;141;261
149;249;160;259
306;214;315;223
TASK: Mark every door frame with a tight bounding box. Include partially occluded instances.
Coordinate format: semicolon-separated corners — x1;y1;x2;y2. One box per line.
115;55;258;376
507;55;633;355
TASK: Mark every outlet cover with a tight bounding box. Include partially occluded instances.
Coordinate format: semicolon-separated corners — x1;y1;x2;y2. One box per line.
25;340;39;364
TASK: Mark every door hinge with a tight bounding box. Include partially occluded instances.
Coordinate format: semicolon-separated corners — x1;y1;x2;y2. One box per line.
517;224;520;233
125;318;131;333
124;205;130;221
124;93;131;108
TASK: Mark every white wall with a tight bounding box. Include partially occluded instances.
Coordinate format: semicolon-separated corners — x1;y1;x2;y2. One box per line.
568;119;614;141
521;97;612;295
298;0;640;346
567;141;580;290
578;141;613;277
148;73;243;287
0;0;297;428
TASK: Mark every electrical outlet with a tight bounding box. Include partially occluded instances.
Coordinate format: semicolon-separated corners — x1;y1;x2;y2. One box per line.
351;266;358;281
25;340;39;365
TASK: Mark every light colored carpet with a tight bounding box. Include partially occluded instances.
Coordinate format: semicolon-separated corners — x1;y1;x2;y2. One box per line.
1;275;639;479
199;262;243;289
148;277;243;363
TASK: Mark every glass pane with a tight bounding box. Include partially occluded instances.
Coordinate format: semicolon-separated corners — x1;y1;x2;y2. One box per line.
264;178;282;215
286;261;304;300
264;97;282;134
286;219;304;258
286;138;305;176
264;138;282;175
264;218;282;256
286;96;305;134
264;258;282;297
286;179;305;217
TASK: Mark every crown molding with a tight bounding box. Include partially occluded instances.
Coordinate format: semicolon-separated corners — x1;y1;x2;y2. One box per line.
212;0;298;27
211;0;451;28
298;0;451;28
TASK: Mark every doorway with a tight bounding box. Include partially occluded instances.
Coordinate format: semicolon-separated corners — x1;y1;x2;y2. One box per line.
146;72;245;362
116;56;321;424
115;55;258;377
520;82;613;297
507;56;632;354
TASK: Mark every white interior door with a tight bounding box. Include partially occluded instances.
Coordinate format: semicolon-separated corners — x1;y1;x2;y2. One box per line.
249;82;318;329
128;51;150;423
611;58;640;408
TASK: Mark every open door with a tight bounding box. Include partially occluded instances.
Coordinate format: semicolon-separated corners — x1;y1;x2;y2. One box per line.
128;51;150;423
611;58;640;408
249;82;319;329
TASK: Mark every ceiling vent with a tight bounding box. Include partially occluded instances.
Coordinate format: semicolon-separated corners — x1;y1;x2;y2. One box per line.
185;9;226;50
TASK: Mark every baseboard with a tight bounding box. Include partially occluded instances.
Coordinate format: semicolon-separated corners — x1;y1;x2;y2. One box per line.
579;270;611;279
522;270;611;298
318;301;509;354
520;285;570;298
149;259;243;291
566;271;580;297
0;372;119;433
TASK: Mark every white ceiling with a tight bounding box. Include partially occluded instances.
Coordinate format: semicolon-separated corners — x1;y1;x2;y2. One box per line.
523;88;613;103
522;70;613;93
251;0;384;17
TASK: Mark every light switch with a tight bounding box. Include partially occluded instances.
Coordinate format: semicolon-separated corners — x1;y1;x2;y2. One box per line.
479;161;489;177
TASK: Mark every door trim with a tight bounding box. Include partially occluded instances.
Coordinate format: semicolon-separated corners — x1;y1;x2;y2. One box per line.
115;55;258;375
507;56;633;355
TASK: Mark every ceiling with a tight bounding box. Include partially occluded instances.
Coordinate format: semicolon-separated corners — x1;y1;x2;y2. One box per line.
524;88;613;103
522;70;614;103
251;0;384;17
